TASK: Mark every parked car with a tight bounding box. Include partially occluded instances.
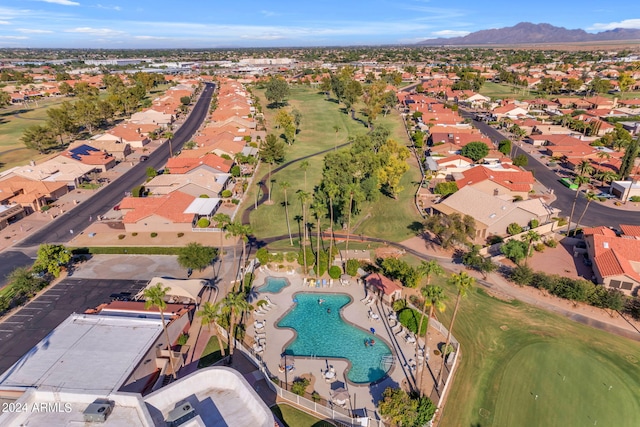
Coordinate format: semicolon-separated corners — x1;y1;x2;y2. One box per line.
113;205;120;211
139;155;149;162
596;192;616;199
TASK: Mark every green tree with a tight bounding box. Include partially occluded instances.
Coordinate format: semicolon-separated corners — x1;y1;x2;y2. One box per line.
35;244;71;278
332;125;340;151
197;301;226;356
418;284;446;394
146;166;157;178
213;213;231;267
362;80;386;128
299;159;310;191
521;230;541;266
21;125;57;153
0;90;12;107
275;109;296;145
501;239;528;264
297;190;311;273
424;213;476;249
180;96;191;106
434;181;458;196
177;242;217;271
575;191;599;231
619;137;639;180
378;139;410;198
512;153;528;167
7;267;47;302
618;73;636;92
507;222;523;235
437;272;475;388
343;78;363;120
412;131;425;148
221;292;253;361
460;141;489;162
595;170;618;187
46;103;75;144
575;159;595;177
498;139;512;156
378;386;437;426
259;134;285;202
265;76;290;107
143;283;177;378
72;97;100;134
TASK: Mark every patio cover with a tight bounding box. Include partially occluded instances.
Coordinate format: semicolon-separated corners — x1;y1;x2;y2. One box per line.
136;277;207;304
183;197;221;215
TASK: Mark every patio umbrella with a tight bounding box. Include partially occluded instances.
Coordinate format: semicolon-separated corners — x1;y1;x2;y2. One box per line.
280;354;295;370
331;387;350;404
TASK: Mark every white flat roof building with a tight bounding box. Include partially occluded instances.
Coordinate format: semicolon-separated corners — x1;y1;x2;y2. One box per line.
0;314;164;395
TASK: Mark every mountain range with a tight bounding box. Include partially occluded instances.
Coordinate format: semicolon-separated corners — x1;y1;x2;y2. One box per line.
417;22;640;46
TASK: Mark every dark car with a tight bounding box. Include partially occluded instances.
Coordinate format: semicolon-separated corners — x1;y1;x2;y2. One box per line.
113;205;120;211
139;155;149;162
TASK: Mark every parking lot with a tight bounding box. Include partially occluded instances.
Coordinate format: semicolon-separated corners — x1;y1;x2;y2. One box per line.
0;278;147;373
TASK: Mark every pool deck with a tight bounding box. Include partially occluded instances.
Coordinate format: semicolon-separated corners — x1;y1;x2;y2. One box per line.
247;268;446;412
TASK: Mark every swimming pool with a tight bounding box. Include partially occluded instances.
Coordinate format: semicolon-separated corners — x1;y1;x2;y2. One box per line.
277;293;392;384
257;277;289;294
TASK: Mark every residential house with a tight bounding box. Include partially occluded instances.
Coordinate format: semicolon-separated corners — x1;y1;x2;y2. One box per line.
165;153;233;175
0;204;26;230
583;226;640;295
144;170;230;199
453;165;535;199
80;139;132;161
0;176;68;213
434;186;559;240
364;273;403;304
129;108;174;128
119;191;199;233
58;143;116;172
96;123;151;148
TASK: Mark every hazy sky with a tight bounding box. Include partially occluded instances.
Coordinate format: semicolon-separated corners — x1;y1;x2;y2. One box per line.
0;0;639;48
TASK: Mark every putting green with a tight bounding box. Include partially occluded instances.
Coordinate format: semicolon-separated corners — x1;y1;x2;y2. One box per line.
490;341;639;427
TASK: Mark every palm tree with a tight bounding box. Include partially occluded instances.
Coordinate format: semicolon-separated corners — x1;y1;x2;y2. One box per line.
575;191;599;231
213;213;231;267
235;223;253;291
143;283;177;379
436;272;475;389
596;151;611;169
344;187;355;259
163;131;175;157
325;183;339;265
299;160;310;191
566;175;591;235
297;190;311;274
311;198;326;278
197;301;226;357
222;292;253;362
521;230;541;267
416;260;445;339
280;181;294;246
575;160;595;177
225;222;240;273
418;285;447;394
333;125;340;151
595;170;618;187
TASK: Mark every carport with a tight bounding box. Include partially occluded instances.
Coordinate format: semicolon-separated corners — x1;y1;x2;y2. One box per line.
136;277;207;304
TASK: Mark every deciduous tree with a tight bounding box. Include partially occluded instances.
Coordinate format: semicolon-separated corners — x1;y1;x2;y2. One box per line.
177;242;217;271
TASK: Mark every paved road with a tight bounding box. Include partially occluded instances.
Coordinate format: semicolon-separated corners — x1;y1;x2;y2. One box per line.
0;83;215;285
459;109;640;228
0;278;148;373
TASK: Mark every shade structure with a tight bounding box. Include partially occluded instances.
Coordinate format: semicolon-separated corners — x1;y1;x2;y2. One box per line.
280;354;295;370
331;387;350;402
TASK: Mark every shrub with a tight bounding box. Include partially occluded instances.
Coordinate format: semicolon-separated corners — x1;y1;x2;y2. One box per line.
434;181;458;196
150;232;158;238
398;308;427;334
529;219;539;228
630;196;640;202
199;194;210;198
487;235;504;245
177;232;184;238
231;199;240;205
256;247;270;265
311;391;321;402
221;189;232;198
291;377;310;396
285;252;297;263
545;239;557;248
132;232;138;236
556;217;568;226
177;333;189;346
41;205;51;212
328;266;342;279
197;218;210;228
392;299;406;312
118;234;126;240
132;185;145;197
346;259;359;276
507;222;523;235
510;264;533;285
231;165;241;177
534;243;546;252
273;252;284;263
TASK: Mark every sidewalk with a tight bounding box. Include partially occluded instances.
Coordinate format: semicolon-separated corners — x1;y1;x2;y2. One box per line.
399;236;640;341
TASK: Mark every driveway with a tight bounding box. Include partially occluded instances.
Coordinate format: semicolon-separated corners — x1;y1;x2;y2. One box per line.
69;254;197;280
0;278;147;373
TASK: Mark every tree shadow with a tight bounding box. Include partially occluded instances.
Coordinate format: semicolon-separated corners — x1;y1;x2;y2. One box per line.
407;221;424;235
323;98;339;104
267;101;289;109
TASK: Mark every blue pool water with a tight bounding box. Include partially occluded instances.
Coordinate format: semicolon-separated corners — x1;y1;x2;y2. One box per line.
257;277;289;294
277;293;392;384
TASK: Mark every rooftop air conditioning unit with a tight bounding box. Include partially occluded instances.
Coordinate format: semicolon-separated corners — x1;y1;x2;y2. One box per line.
166;402;196;427
83;399;113;423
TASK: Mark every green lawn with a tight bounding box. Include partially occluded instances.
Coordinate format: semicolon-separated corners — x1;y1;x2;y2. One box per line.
479;82;524;100
271;404;334;427
0;97;70;170
437;283;640;427
246;86;421;242
479;81;640;102
198;336;227;368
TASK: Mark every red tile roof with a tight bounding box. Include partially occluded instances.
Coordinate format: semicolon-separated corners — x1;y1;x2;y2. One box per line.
120;191;195;224
364;273;403;296
165;153;233;174
456;166;534;192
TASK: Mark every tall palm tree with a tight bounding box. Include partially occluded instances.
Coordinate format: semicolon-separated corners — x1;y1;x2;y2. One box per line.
143;283;177;379
299;160;310;191
345;187;355;259
163;131;174;158
566;175;591;234
325;183;339;264
437;272;475;389
595;170;618;187
225;222;240;274
197;301;226;357
333;125;340;151
521;230;541;267
596;151;611;169
234;223;253;292
222;292;253;362
416;260;445;336
418;285;447;395
575;160;595;177
297;190;311;274
311;198;326;278
575;191;599;231
213;213;231;267
280;181;294;246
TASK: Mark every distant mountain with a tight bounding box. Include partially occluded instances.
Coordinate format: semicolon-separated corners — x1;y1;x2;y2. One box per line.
417;22;640;45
